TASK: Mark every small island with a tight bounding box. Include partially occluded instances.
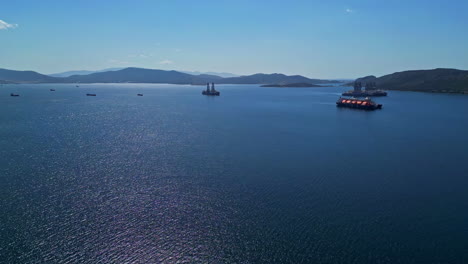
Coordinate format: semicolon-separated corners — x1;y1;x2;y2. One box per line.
261;83;323;88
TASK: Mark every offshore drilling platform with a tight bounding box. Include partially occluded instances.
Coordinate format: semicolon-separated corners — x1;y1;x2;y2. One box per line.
202;83;220;96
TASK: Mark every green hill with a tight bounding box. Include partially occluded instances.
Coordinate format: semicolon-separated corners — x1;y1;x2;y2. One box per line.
354;69;468;94
0;68;59;83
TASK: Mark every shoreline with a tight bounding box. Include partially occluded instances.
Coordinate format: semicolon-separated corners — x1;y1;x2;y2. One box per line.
3;83;468;95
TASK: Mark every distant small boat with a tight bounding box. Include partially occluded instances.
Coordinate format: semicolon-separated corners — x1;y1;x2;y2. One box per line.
50;89;56;91
137;94;143;96
10;93;20;97
86;93;96;96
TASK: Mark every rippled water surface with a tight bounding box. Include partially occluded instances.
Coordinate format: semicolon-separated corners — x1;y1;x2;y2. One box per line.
1;84;468;263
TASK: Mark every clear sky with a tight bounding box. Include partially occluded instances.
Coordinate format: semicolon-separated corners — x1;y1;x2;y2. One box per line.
1;0;467;78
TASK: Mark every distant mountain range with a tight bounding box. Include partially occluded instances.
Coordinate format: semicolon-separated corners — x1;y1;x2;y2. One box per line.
180;71;240;78
51;69;239;78
352;69;468;94
49;68;124;77
219;73;336;85
261;83;323;87
0;67;338;85
3;67;467;93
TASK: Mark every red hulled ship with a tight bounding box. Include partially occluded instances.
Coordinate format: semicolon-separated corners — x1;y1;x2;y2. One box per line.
336;97;382;110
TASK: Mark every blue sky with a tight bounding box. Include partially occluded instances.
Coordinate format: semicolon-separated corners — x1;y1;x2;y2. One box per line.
1;0;467;78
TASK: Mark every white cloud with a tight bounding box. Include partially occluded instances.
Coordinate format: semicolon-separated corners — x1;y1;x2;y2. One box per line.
159;60;174;65
345;8;354;13
128;54;152;58
0;19;18;30
108;59;130;65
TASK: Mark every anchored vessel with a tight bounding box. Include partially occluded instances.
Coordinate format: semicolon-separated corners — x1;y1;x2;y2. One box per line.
10;93;20;97
336;97;382;110
137;94;143;96
202;83;220;96
86;93;96;96
50;89;56;91
342;82;387;97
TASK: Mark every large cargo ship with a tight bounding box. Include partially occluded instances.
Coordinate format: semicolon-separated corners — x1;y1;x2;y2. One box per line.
202;83;220;96
336;97;382;110
342;82;387;97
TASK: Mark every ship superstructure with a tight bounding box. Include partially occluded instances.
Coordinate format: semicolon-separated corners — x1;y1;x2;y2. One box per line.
342;81;387;97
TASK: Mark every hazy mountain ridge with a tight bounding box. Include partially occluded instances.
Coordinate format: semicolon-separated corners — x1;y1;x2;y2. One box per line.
0;67;336;85
219;73;338;85
261;83;323;87
52;69;239;78
181;71;240;78
64;67;221;84
49;68;125;77
65;69;333;85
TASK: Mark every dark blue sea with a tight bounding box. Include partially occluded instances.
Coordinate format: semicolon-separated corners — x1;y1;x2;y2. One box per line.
1;84;468;263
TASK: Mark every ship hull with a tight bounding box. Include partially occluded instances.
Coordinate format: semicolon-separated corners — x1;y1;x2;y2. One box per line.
336;102;382;110
336;97;382;110
202;91;220;96
336;103;382;110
